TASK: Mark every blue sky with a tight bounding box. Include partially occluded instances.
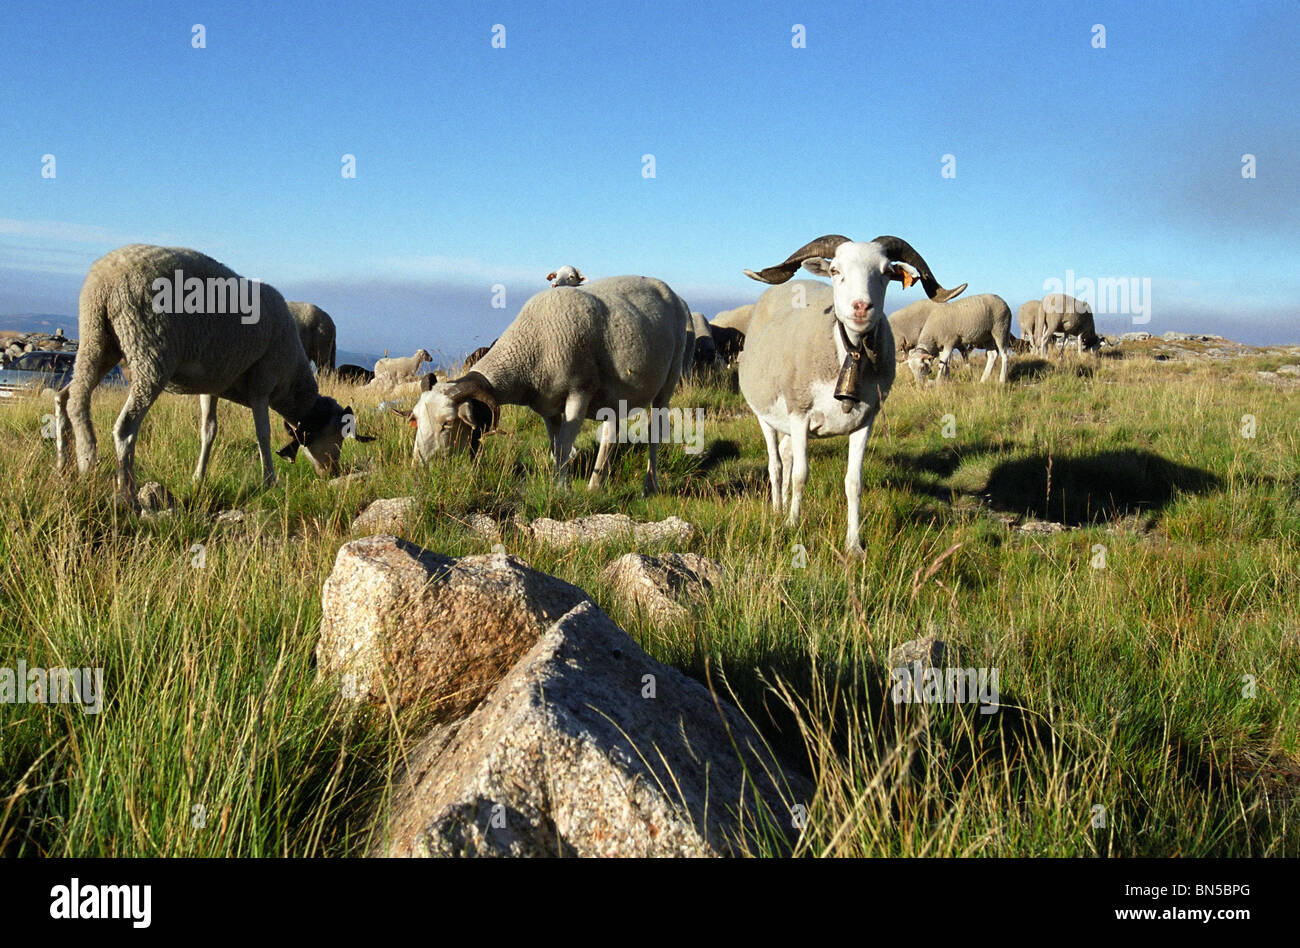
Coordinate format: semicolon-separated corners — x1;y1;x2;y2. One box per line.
1;0;1297;358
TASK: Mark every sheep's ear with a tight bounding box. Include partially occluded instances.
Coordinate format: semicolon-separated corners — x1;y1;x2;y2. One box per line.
420;374;435;392
458;398;494;431
546;272;558;281
889;263;918;288
801;257;832;277
388;405;409;418
353;434;376;443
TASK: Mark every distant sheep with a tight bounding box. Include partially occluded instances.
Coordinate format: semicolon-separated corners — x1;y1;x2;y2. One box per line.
374;349;431;380
408;276;690;493
906;294;1014;384
1041;293;1100;356
547;266;586;287
54;245;373;506
686;311;717;376
462;340;496;372
286;301;337;371
334;363;375;385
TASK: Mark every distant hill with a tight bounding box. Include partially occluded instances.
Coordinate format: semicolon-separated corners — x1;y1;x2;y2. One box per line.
0;314;76;336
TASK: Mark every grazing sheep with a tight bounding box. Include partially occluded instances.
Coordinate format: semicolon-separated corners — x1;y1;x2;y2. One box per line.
686;311;717;376
54;244;373;507
407;275;691;493
888;299;942;359
740;235;966;551
462;340;496;371
710;324;746;365
711;304;754;335
1041;293;1101;356
334;363;375;385
547;266;586;287
374;348;431;380
906;294;1014;383
286;301;337;371
1017;300;1045;355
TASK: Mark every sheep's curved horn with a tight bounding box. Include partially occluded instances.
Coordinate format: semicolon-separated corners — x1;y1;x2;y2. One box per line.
446;371;501;429
743;234;852;284
870;236;967;302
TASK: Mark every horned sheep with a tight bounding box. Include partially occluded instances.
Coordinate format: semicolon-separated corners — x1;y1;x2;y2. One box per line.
54;244;372;507
406;275;691;493
739;235;966;551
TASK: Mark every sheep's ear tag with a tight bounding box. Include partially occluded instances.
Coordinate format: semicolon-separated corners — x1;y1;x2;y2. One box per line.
891;264;917;288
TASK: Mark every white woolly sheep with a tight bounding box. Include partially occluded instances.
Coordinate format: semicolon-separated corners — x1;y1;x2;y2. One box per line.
686;311;717;376
54;244;373;507
547;265;586;287
407;275;691;493
1041;293;1101;356
374;349;432;380
739;235;966;551
906;294;1014;384
286;301;337;371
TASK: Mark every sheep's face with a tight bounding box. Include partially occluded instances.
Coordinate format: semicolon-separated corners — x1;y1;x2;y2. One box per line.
278;399;374;475
409;384;491;462
801;242;891;338
906;349;935;383
547;266;585;287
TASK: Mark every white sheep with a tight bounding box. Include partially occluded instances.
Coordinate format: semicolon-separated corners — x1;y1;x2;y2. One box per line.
54;244;373;507
685;311;717;376
906;294;1014;383
1017;300;1045;355
1041;293;1100;356
407;275;691;493
547;265;586;287
286;301;337;371
740;234;966;551
373;348;431;380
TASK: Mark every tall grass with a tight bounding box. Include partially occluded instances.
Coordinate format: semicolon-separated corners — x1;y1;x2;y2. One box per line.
1;346;1297;855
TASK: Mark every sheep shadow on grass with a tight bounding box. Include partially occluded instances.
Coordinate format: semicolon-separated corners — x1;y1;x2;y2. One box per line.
983;449;1221;526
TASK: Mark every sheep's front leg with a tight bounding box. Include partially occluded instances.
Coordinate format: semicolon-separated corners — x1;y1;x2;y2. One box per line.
935;345;956;381
844;423;871;553
250;397;276;488
193;394;219;483
588;416;615;491
112;380;164;507
758;419;783;513
551;392;590;485
980;349;997;383
786;416;809;527
779;434;793;507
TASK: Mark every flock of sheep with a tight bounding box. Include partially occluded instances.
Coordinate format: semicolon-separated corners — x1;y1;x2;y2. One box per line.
52;238;1101;550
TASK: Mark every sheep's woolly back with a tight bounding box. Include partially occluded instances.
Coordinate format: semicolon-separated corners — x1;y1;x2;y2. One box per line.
690;310;713;341
286;301;337;370
1041;294;1095;336
711;304;755;334
76;244;317;417
888;299;941;355
915;294;1013;353
471;275;690;419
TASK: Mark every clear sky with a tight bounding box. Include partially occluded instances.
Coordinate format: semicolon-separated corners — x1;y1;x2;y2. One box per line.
1;0;1296;359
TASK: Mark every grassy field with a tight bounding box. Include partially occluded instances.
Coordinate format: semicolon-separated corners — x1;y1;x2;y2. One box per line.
1;342;1298;857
